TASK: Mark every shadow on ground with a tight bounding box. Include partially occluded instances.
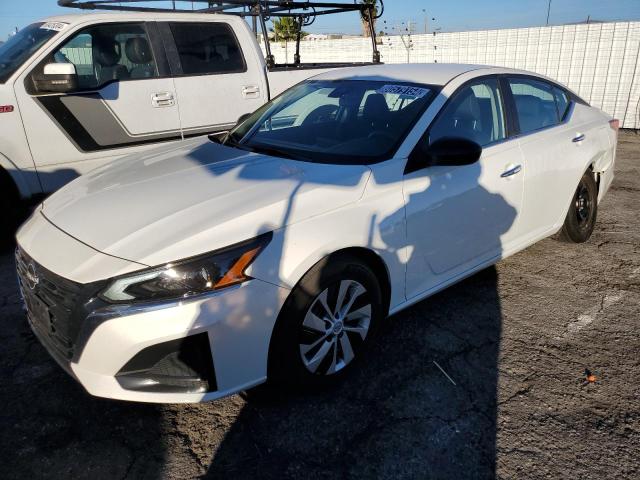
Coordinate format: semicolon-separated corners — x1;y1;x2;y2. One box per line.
0;237;502;479
205;267;502;479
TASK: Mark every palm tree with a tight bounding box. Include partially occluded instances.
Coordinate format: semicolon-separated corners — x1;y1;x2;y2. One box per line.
271;17;308;42
360;0;379;38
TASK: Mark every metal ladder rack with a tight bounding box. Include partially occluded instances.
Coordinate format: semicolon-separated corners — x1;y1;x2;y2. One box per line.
58;1;385;67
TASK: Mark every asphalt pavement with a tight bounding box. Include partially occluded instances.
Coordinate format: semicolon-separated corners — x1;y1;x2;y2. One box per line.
0;131;638;479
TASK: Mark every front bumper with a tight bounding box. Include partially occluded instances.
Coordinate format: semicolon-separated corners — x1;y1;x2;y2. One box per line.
68;278;288;403
16;213;289;404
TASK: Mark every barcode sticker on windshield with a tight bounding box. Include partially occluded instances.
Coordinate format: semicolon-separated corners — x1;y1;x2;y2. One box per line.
376;85;430;99
40;22;69;32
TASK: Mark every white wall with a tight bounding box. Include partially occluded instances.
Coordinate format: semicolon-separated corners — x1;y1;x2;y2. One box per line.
263;21;640;129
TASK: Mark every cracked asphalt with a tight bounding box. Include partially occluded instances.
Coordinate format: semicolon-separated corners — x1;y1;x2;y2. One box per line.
1;132;639;479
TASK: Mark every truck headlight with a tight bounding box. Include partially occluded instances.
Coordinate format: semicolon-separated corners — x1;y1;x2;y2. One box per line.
100;233;272;303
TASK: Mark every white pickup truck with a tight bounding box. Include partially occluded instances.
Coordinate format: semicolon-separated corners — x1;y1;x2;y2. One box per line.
0;9;373;221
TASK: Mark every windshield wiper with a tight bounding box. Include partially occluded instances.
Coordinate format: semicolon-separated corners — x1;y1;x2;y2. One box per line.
209;133;247;150
208;133;223;144
246;144;302;160
212;135;303;161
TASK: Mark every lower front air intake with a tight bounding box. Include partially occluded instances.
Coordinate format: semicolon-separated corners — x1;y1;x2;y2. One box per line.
116;333;217;394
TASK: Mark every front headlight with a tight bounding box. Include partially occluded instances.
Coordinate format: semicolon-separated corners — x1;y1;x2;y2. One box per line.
100;233;272;303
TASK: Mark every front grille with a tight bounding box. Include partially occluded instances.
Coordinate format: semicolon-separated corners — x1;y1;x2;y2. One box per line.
16;247;87;361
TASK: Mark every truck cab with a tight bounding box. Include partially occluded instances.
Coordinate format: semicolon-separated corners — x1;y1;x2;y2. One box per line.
0;12;276;206
2;8;378;223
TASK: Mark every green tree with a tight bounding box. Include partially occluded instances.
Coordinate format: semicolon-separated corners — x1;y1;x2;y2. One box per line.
360;0;379;38
271;17;308;42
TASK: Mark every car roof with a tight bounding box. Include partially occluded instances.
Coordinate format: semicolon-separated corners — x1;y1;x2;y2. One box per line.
313;63;515;86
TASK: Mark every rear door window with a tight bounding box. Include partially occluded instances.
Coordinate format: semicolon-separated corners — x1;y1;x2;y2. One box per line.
508;78;567;134
169;22;246;75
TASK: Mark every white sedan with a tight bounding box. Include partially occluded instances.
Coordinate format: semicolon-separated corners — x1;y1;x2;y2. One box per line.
16;64;618;403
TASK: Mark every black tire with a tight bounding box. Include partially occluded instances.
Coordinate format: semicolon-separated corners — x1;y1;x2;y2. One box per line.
558;170;598;243
268;253;384;389
0;191;20;251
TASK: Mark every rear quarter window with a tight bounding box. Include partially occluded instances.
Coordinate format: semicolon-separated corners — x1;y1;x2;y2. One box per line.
553;87;571;120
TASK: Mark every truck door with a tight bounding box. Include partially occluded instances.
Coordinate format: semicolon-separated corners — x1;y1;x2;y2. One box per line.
160;20;267;135
15;22;182;193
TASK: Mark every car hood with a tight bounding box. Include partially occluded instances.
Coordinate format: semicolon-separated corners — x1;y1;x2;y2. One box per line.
43;138;371;267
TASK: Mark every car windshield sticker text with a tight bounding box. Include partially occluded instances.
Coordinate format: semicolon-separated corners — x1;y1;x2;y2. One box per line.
40;22;69;32
376;85;430;99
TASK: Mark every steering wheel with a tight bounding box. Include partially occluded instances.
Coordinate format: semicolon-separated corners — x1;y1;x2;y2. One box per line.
302;105;339;126
367;130;396;143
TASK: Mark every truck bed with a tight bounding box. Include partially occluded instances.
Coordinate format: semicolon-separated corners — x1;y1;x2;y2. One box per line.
266;62;376;98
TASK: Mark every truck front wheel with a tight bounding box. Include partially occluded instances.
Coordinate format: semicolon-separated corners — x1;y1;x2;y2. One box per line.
0;170;23;250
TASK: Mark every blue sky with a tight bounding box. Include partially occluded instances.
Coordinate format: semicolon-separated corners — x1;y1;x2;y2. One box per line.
2;0;640;39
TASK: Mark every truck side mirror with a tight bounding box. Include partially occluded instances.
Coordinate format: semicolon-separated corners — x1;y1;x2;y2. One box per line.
33;63;78;93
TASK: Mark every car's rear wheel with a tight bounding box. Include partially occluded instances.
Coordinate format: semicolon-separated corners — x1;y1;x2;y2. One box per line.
558;170;598;243
268;254;384;388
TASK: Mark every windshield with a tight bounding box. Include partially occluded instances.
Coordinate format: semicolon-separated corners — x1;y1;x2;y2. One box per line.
0;23;62;84
226;80;436;164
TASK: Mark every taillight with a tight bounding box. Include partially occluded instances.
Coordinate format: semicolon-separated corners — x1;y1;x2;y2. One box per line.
609;119;620;131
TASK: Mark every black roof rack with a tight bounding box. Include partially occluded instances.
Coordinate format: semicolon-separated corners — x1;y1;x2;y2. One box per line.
58;1;384;67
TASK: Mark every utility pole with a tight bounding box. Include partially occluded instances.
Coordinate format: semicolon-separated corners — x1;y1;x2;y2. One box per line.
546;0;552;26
421;10;435;35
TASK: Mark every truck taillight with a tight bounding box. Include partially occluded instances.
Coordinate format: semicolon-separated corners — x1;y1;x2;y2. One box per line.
609;119;620;131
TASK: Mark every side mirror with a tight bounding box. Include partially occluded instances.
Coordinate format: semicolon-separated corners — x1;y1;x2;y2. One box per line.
33;63;78;93
425;137;482;167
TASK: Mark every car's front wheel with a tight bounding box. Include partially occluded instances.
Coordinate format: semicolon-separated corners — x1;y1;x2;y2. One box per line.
268;253;384;388
558;170;598;243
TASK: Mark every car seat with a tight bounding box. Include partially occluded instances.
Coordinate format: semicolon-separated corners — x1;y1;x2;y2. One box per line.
361;93;390;131
125;37;156;78
93;37;129;85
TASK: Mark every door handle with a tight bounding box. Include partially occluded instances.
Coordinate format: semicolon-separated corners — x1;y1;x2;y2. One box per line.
501;164;522;178
572;133;586;143
242;85;260;98
151;92;175;108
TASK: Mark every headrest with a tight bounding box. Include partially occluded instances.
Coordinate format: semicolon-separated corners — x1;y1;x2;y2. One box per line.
93;38;121;67
125;37;153;65
362;93;389;118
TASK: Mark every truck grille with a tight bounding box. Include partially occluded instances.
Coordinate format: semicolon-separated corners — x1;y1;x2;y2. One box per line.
16;247;87;361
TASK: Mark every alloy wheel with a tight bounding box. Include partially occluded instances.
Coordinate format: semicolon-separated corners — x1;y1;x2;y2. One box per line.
298;279;372;375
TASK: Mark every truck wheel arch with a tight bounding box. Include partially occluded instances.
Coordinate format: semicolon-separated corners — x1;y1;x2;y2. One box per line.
0;153;31;201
